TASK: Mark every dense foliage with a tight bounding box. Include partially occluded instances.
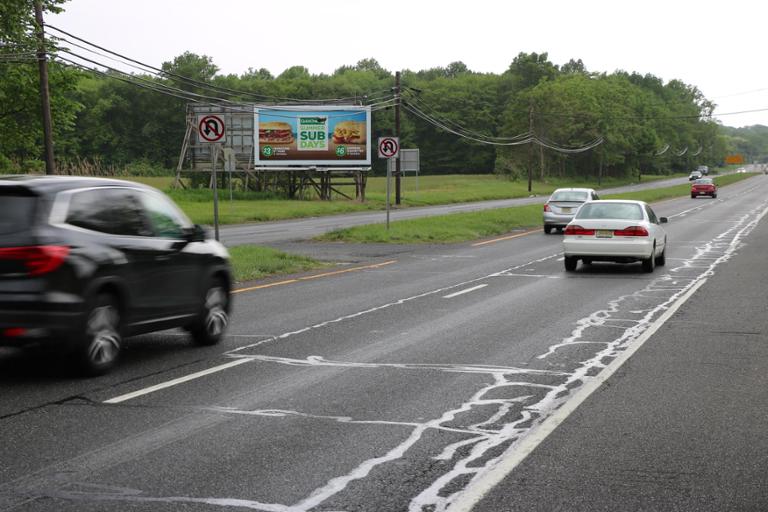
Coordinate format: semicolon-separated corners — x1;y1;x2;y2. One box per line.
2;2;766;179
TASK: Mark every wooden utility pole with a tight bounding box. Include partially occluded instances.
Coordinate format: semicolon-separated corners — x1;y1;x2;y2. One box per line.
527;102;534;193
34;1;55;175
394;71;401;205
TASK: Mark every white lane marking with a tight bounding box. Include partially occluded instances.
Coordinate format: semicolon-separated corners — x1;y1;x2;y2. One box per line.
443;284;488;299
499;273;560;279
448;277;708;512
103;359;252;404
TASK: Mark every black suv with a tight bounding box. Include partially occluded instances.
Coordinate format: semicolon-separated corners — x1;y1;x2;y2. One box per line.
0;176;232;375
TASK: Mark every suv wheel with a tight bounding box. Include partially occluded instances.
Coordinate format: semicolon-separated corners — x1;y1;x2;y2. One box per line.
78;293;121;376
190;278;229;346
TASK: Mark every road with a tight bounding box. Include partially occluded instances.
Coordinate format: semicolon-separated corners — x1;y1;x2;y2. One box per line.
220;175;696;246
1;174;767;511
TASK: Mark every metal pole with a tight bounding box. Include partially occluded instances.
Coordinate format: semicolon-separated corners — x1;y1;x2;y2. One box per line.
394;71;401;205
212;145;220;241
527;102;534;193
386;157;392;230
34;1;55;175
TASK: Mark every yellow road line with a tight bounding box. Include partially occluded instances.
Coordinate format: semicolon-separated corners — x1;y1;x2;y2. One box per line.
232;260;397;294
471;229;541;247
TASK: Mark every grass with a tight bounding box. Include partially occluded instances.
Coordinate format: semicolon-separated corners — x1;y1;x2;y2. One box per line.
317;172;759;245
228;245;332;283
124;173;687;226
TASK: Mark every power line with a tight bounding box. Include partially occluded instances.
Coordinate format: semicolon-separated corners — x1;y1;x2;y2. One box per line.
56;56;398;119
46;24;384;105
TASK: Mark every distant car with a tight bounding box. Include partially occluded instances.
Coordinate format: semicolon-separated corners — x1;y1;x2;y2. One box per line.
562;200;668;273
697;165;709;175
737;167;747;173
0;176;232;375
691;178;717;198
543;188;599;234
688;171;703;181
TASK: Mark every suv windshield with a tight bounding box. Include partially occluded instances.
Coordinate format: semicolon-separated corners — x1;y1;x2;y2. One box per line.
0;191;37;235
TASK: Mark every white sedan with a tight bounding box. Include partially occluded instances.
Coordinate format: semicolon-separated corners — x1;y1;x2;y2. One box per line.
562;200;668;273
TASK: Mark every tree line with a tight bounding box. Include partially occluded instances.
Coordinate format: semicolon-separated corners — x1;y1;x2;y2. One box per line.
2;1;766;180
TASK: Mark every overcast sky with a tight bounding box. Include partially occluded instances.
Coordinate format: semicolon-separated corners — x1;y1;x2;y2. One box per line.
50;0;768;128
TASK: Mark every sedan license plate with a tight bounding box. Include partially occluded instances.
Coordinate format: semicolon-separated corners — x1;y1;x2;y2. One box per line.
596;229;613;238
561;207;572;213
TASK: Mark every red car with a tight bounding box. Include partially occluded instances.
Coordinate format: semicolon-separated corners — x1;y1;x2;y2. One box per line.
691;178;717;199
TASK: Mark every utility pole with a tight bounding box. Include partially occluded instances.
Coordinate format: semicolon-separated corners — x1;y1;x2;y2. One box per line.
34;1;55;175
527;102;534;193
394;71;401;205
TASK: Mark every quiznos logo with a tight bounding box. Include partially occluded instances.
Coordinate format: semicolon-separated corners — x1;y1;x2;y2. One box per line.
298;116;328;151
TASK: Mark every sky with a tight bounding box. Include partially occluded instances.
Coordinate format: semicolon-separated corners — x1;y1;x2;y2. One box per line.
49;0;768;128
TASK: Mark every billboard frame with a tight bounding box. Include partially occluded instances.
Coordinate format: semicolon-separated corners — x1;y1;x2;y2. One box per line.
254;105;372;166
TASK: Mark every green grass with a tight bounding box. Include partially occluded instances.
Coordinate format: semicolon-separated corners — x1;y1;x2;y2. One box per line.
228;245;332;283
123;173;686;226
318;173;759;244
319;205;543;244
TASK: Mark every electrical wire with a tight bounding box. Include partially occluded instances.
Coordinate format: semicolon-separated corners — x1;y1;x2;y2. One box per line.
403;102;534;146
403;93;531;142
403;99;532;143
56;56;397;119
47;24;384;105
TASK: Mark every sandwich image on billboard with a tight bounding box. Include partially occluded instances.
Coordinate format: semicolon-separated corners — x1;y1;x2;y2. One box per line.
254;106;371;165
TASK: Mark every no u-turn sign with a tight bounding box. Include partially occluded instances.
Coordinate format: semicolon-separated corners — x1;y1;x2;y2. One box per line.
198;115;226;143
378;137;399;159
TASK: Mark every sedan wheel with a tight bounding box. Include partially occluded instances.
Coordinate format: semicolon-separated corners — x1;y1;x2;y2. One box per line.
564;256;578;272
642;245;656;273
190;279;229;346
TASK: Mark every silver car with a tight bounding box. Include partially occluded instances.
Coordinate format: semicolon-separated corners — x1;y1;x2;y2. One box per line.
543;188;599;234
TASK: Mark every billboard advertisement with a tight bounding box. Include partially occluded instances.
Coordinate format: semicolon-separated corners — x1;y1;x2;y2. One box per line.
254;106;371;165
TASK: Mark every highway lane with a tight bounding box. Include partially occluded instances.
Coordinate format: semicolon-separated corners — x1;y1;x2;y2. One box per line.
0;175;767;511
219;174;696;246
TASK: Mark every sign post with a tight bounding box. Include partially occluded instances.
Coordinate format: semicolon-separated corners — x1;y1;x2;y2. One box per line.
212;144;220;241
378;137;399;231
197;114;226;240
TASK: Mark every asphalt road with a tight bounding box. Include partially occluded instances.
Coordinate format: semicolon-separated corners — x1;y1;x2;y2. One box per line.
1;174;767;511
219;175;696;246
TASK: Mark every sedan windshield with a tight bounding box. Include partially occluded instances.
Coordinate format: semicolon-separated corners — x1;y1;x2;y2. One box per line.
550;191;589;202
575;202;644;220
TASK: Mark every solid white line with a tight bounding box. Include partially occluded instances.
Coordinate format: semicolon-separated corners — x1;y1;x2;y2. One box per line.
103;358;253;404
442;284;488;299
450;277;709;512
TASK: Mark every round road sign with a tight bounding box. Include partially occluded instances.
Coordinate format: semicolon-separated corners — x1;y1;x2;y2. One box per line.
198;115;226;143
378;137;399;159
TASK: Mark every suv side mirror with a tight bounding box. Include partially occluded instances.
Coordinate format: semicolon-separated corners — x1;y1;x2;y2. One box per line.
183;224;208;242
659;217;668;224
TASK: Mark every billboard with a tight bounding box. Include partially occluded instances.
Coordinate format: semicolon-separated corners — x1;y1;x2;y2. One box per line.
254;106;371;165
